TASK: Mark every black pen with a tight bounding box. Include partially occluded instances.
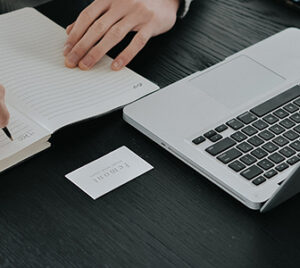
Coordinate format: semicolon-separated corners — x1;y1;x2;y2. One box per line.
2;127;13;141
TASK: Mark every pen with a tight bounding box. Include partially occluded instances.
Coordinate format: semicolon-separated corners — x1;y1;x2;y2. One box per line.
2;127;13;141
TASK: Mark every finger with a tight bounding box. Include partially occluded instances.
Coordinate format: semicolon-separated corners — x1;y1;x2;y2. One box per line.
65;8;126;68
63;0;110;56
78;17;138;70
66;22;75;35
0;85;10;127
111;27;152;71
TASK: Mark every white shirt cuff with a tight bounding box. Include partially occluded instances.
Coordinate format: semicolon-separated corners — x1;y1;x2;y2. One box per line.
178;0;192;18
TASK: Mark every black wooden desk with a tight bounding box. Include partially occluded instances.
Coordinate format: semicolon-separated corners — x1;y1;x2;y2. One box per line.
1;0;300;267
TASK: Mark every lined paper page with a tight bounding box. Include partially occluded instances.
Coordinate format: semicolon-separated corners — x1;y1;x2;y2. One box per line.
0;105;50;161
0;8;159;133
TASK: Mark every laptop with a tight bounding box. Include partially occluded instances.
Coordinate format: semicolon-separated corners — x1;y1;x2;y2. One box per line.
123;28;300;212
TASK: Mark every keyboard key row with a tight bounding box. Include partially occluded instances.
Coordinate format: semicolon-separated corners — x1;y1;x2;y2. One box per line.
250;85;300;117
194;107;300;147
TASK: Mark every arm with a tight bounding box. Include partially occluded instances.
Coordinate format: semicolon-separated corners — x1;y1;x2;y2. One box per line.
63;0;182;71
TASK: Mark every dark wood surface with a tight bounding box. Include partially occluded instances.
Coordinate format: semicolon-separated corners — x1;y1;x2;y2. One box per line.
0;0;50;12
1;0;300;267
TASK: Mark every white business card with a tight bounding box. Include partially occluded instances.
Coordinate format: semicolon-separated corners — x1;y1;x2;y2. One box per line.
65;146;153;199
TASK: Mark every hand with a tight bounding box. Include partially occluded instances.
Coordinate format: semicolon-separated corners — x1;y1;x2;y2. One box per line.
64;0;180;71
0;85;9;128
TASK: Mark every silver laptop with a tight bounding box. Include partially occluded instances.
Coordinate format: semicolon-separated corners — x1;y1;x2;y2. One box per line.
123;28;300;212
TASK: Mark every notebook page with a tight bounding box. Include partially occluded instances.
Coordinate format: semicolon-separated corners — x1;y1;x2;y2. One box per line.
0;104;50;161
0;8;159;133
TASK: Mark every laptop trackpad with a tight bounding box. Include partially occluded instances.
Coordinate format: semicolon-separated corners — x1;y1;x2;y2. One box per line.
189;55;285;109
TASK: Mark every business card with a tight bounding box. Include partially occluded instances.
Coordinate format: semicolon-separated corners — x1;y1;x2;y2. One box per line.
65;146;153;199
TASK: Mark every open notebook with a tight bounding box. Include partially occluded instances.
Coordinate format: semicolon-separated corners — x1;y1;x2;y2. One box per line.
0;8;159;172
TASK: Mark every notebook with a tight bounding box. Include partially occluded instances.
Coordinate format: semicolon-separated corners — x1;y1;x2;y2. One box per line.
0;8;159;172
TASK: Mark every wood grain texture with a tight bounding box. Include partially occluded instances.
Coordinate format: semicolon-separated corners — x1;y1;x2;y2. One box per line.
0;0;50;13
1;0;300;267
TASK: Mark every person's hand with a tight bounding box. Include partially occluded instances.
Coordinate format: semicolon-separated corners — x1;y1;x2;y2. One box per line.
64;0;180;71
0;85;9;128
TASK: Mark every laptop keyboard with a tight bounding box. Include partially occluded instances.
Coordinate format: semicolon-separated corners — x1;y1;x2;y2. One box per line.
192;85;300;186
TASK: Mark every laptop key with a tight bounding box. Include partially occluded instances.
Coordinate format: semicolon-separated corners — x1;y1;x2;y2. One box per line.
209;134;222;142
242;126;258;136
205;137;236;156
229;160;246;172
226;119;244;130
293;98;300;107
283;130;299;141
262;142;279;153
263;114;279;124
279;146;296;158
273;108;289;119
192;136;205;145
240;154;257;165
217;148;242;164
231;131;247;142
238;112;257;124
251;86;300;117
268;152;285;164
287;156;300;165
237;142;253;153
252;176;266;186
293;125;300;134
251;148;268;159
279;118;295;129
275;163;289;172
264;169;278;179
215;124;228;133
241;165;263;180
269;124;285;135
248;136;264;147
258;130;275;141
204;130;217;139
252;119;268;130
290;140;300;151
290;113;300;123
273;136;289;147
257;159;274;170
283;103;299;113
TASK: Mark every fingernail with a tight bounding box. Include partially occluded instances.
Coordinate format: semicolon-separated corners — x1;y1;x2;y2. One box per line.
66;52;80;67
80;55;93;70
63;43;72;56
112;59;123;70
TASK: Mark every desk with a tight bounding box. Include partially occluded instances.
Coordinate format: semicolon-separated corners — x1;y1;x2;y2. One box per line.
1;0;300;267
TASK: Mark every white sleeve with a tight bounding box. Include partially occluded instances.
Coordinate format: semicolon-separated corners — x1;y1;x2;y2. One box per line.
178;0;193;18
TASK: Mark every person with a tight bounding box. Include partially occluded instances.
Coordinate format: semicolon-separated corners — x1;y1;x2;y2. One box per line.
0;0;192;125
64;0;192;71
